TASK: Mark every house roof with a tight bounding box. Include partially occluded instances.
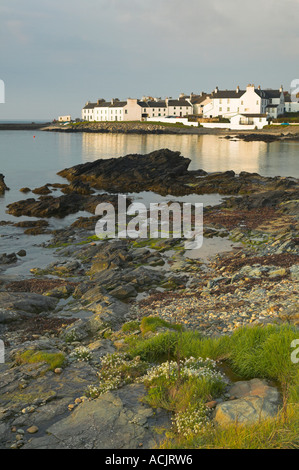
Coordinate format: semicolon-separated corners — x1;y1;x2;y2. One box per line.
263;89;282;99
168;99;192;107
146;101;167;108
94;101;111;108
239;113;268;118
211;90;246;99
190;94;210;105
284;93;292;103
83;102;97;109
109;101;127;108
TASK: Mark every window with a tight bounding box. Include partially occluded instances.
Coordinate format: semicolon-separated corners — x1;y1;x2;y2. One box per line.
219;107;222;112
227;107;230;112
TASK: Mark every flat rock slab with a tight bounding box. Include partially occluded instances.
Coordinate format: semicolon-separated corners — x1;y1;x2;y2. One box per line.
24;384;170;449
0;292;58;315
214;379;280;426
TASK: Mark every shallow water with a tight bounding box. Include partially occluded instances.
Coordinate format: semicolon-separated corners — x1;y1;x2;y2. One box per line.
0;130;297;278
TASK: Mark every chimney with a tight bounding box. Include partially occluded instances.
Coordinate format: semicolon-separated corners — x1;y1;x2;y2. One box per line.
165;97;169;107
236;86;240;93
111;98;114;105
214;86;219;94
280;85;283;92
258;85;261;90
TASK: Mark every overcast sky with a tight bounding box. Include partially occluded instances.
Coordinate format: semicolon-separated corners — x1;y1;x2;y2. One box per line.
0;0;299;120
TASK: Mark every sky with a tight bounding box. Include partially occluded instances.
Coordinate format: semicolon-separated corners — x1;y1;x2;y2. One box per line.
0;0;299;120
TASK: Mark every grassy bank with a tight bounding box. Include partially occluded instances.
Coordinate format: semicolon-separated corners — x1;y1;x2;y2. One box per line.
88;319;299;449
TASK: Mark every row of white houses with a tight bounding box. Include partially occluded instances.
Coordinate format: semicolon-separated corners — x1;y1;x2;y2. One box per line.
81;84;299;123
82;97;193;122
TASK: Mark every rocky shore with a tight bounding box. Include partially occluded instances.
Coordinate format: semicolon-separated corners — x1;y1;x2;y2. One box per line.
0;149;298;449
41;121;299;141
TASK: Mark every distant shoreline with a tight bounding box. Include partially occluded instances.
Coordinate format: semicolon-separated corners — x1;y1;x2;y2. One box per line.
0;122;51;130
1;122;299;142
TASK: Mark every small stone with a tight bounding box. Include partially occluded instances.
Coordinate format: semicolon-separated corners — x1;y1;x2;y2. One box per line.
17;250;27;257
11;427;17;433
68;404;75;411
75;398;82;405
27;426;39;434
54;368;62;375
205;400;217;409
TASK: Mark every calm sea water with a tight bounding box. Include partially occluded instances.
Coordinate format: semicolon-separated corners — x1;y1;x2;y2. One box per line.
0;130;298;218
0;130;297;276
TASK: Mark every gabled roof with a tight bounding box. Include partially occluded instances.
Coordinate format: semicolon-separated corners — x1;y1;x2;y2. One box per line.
94;101;111;108
168;99;192;107
83;102;97;109
109;101;127;108
190;93;210;104
146;101;167;108
211;90;246;99
138;101;149;108
284;93;292;103
263;89;282;99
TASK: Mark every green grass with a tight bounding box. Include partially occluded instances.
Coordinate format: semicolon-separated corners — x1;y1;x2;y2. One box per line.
160;405;299;449
16;350;66;371
121;320;140;333
128;331;180;362
128;324;299;385
144;375;225;413
140;316;183;335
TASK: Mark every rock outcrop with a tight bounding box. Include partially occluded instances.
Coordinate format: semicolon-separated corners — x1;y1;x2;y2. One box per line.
214;379;280;426
0;174;9;194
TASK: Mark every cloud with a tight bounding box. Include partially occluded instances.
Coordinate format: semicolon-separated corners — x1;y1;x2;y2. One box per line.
1;0;299;119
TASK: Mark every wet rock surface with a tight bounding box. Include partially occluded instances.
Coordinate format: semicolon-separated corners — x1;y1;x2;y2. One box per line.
214;379;280;425
23;384;169;449
0;174;9;194
0;149;298;448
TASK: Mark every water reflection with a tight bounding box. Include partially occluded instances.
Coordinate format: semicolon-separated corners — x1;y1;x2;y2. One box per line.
82;133;299;176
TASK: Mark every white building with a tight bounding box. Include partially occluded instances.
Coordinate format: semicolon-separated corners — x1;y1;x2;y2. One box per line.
190;93;211;115
203;84;285;119
58;115;71;122
166;98;193;117
284;93;299;113
82;99;143;122
230;113;268;130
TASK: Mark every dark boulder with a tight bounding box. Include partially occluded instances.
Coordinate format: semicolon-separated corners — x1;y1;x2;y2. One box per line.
0;174;9;193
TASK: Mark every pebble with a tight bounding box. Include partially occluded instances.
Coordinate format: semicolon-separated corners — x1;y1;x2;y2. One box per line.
27;426;39;434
